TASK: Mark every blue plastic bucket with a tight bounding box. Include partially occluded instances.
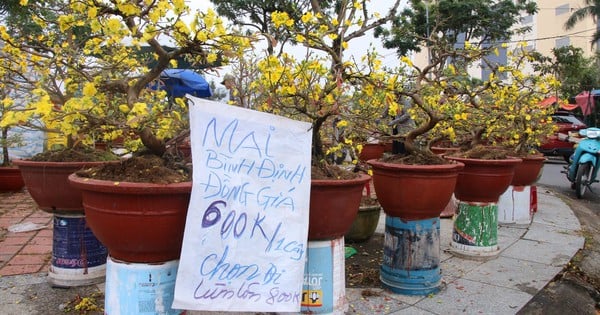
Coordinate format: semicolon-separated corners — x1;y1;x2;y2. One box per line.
48;213;107;287
380;216;441;295
301;237;345;314
105;256;184;315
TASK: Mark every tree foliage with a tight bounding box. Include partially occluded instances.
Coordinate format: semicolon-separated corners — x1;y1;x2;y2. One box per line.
375;0;537;56
565;0;600;46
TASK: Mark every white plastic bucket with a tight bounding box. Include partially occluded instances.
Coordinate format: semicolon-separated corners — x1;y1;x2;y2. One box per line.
104;256;184;315
301;237;346;315
498;185;532;225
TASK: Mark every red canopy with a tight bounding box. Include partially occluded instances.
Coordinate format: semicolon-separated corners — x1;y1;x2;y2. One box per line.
574;91;596;115
539;95;578;111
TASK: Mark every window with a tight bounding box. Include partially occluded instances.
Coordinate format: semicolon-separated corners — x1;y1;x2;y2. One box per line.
521;14;533;24
555;37;570;48
555;4;570;15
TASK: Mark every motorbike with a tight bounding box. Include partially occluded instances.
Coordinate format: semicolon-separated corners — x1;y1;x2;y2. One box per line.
564;127;600;199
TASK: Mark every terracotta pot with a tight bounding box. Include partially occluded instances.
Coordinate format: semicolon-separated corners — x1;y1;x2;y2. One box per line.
445;156;522;203
510;154;546;186
0;166;25;192
308;174;371;240
359;143;387;161
367;160;464;220
345;204;381;242
430;146;461;155
13;159;111;212
68;173;191;263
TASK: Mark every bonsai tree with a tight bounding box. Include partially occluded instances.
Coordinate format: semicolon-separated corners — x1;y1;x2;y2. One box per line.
0;0;249;162
248;0;402;177
368;0;538;162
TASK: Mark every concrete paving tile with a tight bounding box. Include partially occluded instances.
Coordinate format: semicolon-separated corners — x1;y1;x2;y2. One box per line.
502;239;578;266
415;278;532;314
533;191;580;230
497;225;527;251
439;255;485;281
462;256;562;292
388;306;436;314
523;222;585;249
346;287;419;314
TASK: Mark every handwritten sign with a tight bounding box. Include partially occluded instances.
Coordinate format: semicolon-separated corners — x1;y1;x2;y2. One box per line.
173;96;312;312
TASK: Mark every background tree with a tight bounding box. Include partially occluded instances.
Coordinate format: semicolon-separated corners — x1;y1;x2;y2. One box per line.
210;0;330;55
375;0;537;57
565;0;600;47
532;45;600;98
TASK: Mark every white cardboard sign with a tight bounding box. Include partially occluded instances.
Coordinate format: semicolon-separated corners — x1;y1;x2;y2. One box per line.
173;96;312;312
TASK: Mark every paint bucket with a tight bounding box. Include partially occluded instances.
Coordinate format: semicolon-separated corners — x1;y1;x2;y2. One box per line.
451;201;499;259
48;213;107;287
105;256;185;315
498;185;532;225
380;216;441;295
530;185;538;213
301;237;346;315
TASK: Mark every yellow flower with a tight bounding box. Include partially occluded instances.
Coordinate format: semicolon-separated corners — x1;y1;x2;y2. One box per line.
82;82;97;97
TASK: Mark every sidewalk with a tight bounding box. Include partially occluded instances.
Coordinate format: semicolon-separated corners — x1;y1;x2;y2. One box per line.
0;187;585;314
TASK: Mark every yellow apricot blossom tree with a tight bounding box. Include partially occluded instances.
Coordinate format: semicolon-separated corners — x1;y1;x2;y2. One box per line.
0;0;250;156
430;44;560;155
249;1;402;175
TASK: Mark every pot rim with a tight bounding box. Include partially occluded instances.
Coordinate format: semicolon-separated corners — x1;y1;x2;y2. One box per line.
12;158;112;168
367;159;465;173
445;156;522;165
68;173;192;194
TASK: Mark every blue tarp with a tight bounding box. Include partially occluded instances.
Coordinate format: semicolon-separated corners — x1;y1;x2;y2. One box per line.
156;69;212;98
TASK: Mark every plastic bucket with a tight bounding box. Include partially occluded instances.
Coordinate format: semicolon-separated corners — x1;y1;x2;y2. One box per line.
380;216;441;295
105;257;184;315
451;201;500;259
48;213;107;287
498;185;532;225
301;237;346;315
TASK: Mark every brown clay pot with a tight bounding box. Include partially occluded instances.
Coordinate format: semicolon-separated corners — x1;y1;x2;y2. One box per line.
510;154;546;186
13;159;111;212
430;146;461;156
367;159;464;220
308;173;371;240
445;156;522;203
68;173;191;263
0;166;25;192
359;143;387;161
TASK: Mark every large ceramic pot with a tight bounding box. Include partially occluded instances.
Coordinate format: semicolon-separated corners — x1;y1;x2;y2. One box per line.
445;156;522;203
0;166;25;192
68;173;192;263
13;159;111;212
345;203;381;242
510;154;546;186
367;160;464;220
308;174;371;240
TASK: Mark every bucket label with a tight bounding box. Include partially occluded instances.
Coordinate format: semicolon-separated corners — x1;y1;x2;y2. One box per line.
52;215;108;269
382;217;440;271
452;202;498;247
105;259;183;315
301;240;344;313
